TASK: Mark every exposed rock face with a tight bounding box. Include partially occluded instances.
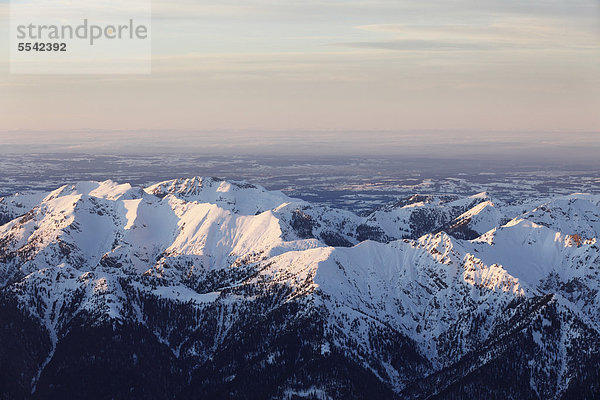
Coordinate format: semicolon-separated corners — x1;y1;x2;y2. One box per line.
1;178;599;399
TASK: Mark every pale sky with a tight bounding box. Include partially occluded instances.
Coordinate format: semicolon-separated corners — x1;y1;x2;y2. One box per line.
0;0;599;133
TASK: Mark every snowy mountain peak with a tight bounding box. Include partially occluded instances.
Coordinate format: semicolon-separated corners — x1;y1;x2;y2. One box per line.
144;176;292;215
0;178;599;399
42;180;139;202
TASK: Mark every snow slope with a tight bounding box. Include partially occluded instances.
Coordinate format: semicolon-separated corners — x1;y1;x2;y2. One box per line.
0;178;599;399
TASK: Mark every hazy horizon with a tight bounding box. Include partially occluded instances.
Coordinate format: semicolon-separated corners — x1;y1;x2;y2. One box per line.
0;130;599;166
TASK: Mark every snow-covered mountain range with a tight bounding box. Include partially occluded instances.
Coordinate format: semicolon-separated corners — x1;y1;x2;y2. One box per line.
1;177;598;399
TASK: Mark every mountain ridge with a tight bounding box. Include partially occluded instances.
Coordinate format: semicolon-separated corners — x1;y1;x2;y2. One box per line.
0;177;599;399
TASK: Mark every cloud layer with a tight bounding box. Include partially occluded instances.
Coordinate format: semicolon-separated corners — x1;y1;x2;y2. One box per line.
0;0;598;132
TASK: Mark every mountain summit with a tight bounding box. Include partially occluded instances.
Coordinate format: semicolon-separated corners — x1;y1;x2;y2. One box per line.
1;178;599;399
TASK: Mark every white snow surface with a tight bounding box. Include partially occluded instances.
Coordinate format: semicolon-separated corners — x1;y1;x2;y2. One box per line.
1;178;599;396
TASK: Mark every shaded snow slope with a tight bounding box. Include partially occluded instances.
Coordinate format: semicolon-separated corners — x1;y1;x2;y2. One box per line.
0;178;599;399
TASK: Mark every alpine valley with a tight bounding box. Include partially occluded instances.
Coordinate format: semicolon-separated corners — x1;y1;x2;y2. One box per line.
1;177;599;399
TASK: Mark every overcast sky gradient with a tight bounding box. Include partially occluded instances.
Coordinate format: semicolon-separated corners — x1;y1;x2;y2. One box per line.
0;0;598;149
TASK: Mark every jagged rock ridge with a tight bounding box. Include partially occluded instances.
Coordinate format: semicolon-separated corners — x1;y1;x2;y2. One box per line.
0;177;599;399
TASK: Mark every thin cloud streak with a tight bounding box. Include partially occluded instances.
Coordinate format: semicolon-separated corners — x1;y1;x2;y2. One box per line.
0;0;598;132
